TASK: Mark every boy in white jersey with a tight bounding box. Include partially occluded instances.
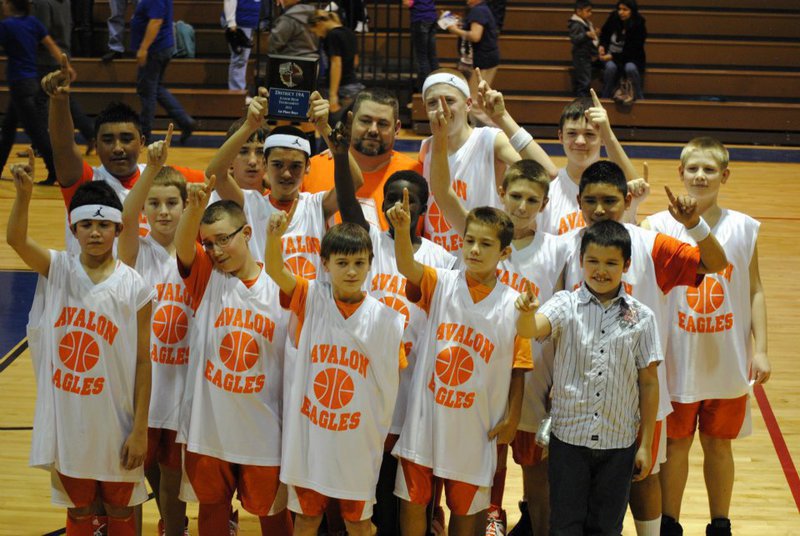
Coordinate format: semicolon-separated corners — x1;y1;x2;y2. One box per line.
117;125;190;536
207;90;361;277
223;115;271;193
524;220;661;536
265;208;405;536
427;97;566;536
331;118;456;533
387;196;535;536
562;161;728;536
536;89;644;237
174;179;292;536
642;138;771;536
419;68;553;252
8;173;153;536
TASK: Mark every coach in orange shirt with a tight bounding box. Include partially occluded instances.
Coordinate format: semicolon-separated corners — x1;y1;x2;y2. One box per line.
303;88;422;230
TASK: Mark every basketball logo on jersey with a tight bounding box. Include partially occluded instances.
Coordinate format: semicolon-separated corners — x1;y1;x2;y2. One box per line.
52;330;106;396
301;344;369;431
427;179;467;252
282;235;321;280
151;304;190;365
557;211;585;235
379;296;410;330
678;264;734;333
284;255;317;280
428;322;495;409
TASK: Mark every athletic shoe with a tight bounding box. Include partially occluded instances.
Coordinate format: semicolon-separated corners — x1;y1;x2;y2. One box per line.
486;508;506;536
507;501;532;536
430;505;446;536
661;515;683;536
158;517;191;535
706;518;732;536
92;515;108;536
229;510;239;536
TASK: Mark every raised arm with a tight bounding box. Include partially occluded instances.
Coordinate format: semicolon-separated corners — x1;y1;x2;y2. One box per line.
6;150;51;276
175;176;216;270
41;55;84;187
749;243;771;384
475;69;558;179
264;200;299;296
429;96;469;236
386;188;424;287
122;301;153;470
331;112;368;229
515;283;552;339
664;186;728;273
119;124;174;266
588;89;638;181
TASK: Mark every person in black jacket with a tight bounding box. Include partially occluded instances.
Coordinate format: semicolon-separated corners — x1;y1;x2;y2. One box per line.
598;0;646;100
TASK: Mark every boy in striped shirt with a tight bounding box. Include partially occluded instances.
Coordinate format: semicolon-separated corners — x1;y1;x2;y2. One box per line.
522;220;660;535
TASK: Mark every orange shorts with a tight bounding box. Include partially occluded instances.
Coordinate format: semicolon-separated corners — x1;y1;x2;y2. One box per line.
184;451;283;516
667;395;748;440
511;431;546;467
145;428;182;470
56;472;135;508
394;458;489;516
635;420;664;476
287;486;368;522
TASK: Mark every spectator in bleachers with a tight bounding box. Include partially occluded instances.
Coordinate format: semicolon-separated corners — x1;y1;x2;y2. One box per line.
568;0;598;97
308;9;362;116
268;0;318;59
70;0;92;56
598;0;646;101
102;0;136;61
223;0;259;91
405;0;438;91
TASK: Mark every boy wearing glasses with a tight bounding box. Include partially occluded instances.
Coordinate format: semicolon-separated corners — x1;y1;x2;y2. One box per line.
174;176;293;535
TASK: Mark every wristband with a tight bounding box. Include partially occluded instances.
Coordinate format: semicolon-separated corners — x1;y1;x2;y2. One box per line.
510;128;533;153
686;218;711;242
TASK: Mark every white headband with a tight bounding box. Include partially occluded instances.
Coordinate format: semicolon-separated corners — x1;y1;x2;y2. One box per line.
263;134;311;156
69;205;122;224
422;73;470;98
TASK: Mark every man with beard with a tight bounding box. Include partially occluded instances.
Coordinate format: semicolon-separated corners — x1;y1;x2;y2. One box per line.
303;88;422;230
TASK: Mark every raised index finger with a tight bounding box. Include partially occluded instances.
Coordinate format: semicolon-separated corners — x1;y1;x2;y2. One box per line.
164;123;174;146
590;88;602;108
402;187;410;212
642;161;649;184
26;146;35;170
205;174;217;194
60;53;70;75
664;185;677;205
287;197;299;222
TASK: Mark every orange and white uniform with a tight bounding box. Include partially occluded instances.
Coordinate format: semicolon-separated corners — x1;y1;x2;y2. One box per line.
27;251;155;506
280;277;405;519
562;223;704;470
535;169;585;236
241;190;327;279
421;127;504;252
177;244;288;488
392;267;532;513
367;225;456;434
647;209;758;438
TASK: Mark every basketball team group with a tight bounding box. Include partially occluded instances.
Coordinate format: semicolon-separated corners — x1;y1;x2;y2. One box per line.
5;59;770;536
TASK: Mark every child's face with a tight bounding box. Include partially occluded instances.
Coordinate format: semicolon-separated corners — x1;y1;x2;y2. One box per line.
617;3;632;20
461;222;511;277
424;84;470;137
500;180;548;232
323;251;372;296
72;219;121;257
576;6;593;20
578;182;631;225
232;141;267;191
581;242;630;298
144;185;184;239
559;117;602;170
96;122;145;178
383;180;426;234
679;150;729;202
266;147;309;201
199;215;252;274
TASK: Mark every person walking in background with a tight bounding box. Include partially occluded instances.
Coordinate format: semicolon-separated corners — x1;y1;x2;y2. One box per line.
223;0;259;91
131;0;197;144
308;9;362;116
568;0;598;97
268;0;318;58
102;0;136;61
405;0;438;91
599;0;647;101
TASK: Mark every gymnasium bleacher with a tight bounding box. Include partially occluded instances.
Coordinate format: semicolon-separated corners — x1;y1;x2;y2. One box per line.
0;0;798;144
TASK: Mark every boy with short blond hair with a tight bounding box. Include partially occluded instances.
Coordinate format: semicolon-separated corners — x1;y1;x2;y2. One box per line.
643;137;770;536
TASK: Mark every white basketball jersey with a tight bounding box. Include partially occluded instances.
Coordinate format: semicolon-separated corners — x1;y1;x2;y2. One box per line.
27;251;155;481
64;165;150;254
180;267;289;466
498;233;568;432
367;226;456;434
242;191;327;279
393;269;520;487
648;209;758;402
536;169;585;236
562;224;680;420
422;127;503;252
281;281;404;500
135;236;192;430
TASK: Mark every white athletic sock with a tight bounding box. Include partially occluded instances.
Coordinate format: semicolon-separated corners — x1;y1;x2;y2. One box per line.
634;516;662;536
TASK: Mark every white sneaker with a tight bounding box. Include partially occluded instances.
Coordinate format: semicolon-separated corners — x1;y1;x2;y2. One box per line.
355;21;369;32
229;510;239;536
486;509;506;536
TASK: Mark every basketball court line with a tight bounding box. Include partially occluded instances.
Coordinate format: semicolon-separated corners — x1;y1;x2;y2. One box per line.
0;337;27;374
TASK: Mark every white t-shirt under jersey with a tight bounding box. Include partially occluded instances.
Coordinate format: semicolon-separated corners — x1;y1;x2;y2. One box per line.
422;127;503;252
27;251;155;482
647;209;759;402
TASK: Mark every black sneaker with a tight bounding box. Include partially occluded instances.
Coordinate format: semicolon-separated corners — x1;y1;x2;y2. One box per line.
661;515;683;536
507;501;533;536
101;50;123;63
179;120;198;145
706;518;732;536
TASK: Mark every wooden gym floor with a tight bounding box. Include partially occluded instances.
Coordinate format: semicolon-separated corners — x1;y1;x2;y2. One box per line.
0;142;798;535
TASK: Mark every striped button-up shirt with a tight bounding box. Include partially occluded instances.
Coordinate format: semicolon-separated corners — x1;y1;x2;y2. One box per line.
539;284;662;449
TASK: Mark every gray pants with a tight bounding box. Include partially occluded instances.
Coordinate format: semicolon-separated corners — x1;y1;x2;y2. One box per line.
107;0;138;52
